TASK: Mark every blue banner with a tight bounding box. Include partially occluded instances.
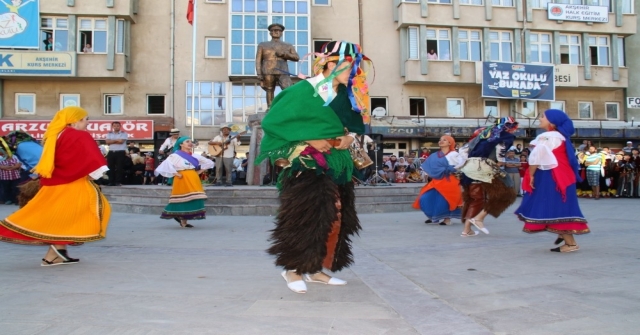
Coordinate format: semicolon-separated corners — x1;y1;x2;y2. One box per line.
0;0;40;49
482;62;555;101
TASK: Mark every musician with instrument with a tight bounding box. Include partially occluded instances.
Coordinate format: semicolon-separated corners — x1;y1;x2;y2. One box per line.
158;128;181;156
208;125;241;187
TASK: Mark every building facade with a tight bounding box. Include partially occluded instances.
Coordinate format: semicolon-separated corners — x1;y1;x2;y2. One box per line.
0;0;637;155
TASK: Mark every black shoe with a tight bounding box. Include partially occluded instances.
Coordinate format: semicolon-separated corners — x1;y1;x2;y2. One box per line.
57;249;80;263
554;237;564;245
425;219;432;224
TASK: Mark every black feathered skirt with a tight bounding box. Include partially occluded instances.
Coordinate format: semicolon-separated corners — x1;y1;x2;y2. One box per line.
267;170;361;274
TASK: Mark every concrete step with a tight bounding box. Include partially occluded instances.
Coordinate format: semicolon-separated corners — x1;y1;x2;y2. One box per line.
108;201;418;216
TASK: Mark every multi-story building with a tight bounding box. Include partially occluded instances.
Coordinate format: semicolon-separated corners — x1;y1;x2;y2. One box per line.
0;0;636;156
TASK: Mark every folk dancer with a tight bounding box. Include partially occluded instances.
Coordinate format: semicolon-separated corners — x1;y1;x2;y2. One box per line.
459;117;519;237
515;109;589;252
155;136;213;228
413;135;464;226
0;107;111;266
258;40;373;293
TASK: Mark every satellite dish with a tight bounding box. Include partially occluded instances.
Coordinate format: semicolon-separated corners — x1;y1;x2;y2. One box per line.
372;107;387;118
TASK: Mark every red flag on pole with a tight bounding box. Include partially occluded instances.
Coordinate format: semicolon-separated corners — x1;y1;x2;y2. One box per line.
187;0;194;25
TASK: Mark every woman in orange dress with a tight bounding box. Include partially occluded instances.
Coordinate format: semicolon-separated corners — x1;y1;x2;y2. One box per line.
0;106;111;266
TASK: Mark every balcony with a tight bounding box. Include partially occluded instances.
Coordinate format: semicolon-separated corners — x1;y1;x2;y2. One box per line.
77;54;129;80
404;60;477;84
577;66;627;88
41;0;137;22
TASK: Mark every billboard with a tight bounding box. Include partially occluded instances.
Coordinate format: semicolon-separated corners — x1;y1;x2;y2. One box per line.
548;3;609;23
0;120;155;140
0;51;76;75
0;0;40;49
482;62;555;101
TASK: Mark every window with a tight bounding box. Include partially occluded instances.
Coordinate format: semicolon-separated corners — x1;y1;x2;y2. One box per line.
426;28;451;60
587;0;611;12
532;0;551;8
489;31;512;62
116;19;125;54
530;32;552;64
408;27;419;60
15;94;35;115
578;102;592;119
521;101;537;118
618;37;625;67
312;0;330;5
409;98;426;116
206;0;225;2
79;18;107;53
605;102;619;120
550;101;565;112
460;0;483;5
60;94;80;109
589;36;609;66
621;0;633;13
484;100;499;117
205;38;224;58
447;98;464;117
459;29;482;61
230;0;310;76
370;97;388;117
104;95;123;115
559;34;581;65
313;39;331;53
428;0;452;4
40;17;69;52
187;82;227;126
492;0;514;6
231;83;271;123
556;0;581;4
402;0;420;2
147;96;166;115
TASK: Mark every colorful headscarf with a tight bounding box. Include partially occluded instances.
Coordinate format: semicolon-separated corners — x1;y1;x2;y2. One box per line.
173;136;190;153
299;41;373;122
3;130;38;153
544;109;581;181
473;116;519;143
34;106;88;178
0;137;11;158
441;135;456;152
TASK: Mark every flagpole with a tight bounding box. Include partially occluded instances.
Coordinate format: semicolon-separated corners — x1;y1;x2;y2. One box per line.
190;0;197;141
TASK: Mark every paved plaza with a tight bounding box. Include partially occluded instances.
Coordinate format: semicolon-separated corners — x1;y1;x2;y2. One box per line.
0;197;638;335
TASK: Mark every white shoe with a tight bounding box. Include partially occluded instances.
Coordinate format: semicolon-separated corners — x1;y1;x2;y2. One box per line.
469;218;489;234
281;270;307;294
303;272;347;286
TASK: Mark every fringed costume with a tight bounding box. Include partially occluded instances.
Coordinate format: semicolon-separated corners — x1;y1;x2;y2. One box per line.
155;137;214;222
0;107;111;246
258;41;371;275
413;135;463;222
460;117;519;220
516;110;589;235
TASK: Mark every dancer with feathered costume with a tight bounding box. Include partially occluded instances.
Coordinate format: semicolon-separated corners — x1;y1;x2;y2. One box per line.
458;117;519;237
258;40;372;294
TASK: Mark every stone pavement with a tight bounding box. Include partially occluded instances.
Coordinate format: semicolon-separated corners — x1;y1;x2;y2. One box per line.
0;198;639;335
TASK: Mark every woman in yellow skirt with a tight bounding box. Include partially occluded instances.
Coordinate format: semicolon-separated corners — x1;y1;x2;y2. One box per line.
0;106;111;266
155;137;213;228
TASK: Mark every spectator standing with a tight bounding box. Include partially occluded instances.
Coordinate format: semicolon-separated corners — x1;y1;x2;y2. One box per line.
504;150;521;196
143;152;155;185
0;155;21;205
209;125;240;186
617;153;636;197
385;155;399;171
105;121;128;186
622;141;634;154
632;149;640;197
584;145;602;199
514;144;523;155
577;140;589;152
518;154;529;196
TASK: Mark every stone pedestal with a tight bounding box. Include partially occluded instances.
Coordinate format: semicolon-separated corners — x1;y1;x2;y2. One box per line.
246;113;268;185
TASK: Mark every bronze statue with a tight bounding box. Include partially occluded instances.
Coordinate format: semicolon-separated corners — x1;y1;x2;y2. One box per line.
255;23;300;109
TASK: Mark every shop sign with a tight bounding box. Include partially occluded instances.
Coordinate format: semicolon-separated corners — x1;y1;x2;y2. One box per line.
627;97;640;108
0;120;154;140
0;51;75;76
548;4;609;23
554;65;578;87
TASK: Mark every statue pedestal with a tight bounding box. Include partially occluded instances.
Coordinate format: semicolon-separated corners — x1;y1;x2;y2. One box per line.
246;113;268;186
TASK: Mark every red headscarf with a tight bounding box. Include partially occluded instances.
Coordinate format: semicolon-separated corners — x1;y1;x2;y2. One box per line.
442;135;456;152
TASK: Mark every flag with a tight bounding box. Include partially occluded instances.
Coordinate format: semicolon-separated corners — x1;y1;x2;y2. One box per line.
187;0;194;25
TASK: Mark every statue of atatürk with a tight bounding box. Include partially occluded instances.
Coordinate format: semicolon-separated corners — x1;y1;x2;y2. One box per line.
255;23;300;109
